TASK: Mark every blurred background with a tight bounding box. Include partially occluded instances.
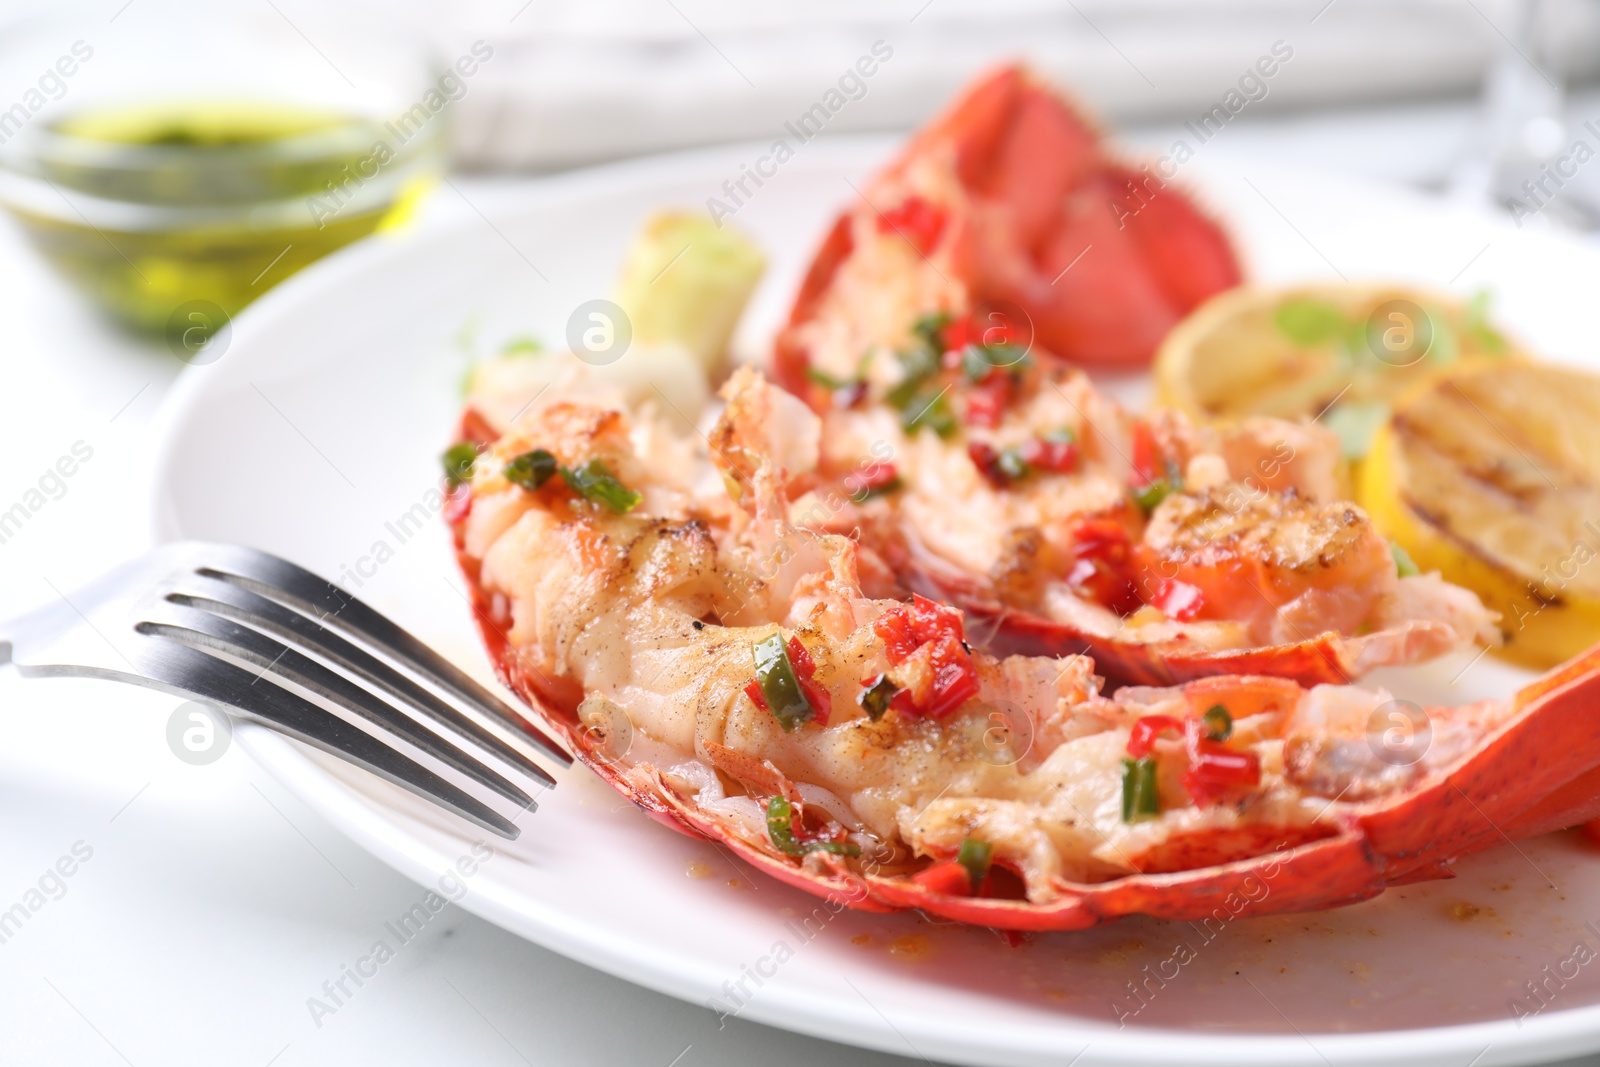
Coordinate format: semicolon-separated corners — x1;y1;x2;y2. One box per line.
4;0;1600;336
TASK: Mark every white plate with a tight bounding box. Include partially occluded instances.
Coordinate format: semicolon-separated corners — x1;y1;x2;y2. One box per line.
149;137;1600;1067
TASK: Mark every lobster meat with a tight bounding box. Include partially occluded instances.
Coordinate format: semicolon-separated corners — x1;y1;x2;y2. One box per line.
446;366;1600;931
770;66;1496;688
773;62;1241;392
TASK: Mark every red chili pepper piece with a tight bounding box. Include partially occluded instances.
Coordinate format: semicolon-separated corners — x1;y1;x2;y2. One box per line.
1066;518;1141;616
968;441;1006;486
785;636;832;726
1180;717;1261;806
1020;436;1077;474
1151;578;1205;621
844;461;899;499
873;597;977;719
876;195;947;256
1126;714;1183;758
921;632;980;719
941;315;972;354
964;375;1012;428
743;679;769;711
1130;420;1160;487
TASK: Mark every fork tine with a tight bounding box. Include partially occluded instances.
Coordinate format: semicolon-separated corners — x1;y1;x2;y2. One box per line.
193;546;571;767
131;639;522;839
167;578;557;790
138;606;538;809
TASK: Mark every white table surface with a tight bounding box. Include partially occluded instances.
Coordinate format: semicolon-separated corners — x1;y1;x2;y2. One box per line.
4;99;1600;1067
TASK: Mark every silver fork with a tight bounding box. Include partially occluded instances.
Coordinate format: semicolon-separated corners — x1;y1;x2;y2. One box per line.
0;541;570;839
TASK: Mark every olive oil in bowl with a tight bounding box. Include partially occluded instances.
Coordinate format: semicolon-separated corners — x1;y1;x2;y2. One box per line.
0;99;444;332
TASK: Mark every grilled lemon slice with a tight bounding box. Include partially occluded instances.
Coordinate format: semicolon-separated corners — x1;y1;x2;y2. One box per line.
1358;362;1600;668
1155;284;1522;461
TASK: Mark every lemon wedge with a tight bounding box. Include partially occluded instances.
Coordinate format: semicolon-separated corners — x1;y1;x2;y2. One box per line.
1155;284;1522;462
1358;362;1600;668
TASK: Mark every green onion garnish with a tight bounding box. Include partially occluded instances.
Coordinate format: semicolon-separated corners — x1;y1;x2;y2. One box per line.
503;448;557;492
765;795;860;857
901;390;957;438
753;633;814;732
806;367;850;389
1121;756;1161;822
1391;541;1420;578
560;458;641;513
912;311;951;352
442;442;480;490
1202;704;1233;742
858;674;898;721
1132;461;1183;516
956;838;992;890
996;448;1030;481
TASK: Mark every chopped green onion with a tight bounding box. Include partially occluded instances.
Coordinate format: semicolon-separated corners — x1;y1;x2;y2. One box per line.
996;448;1030;481
1391;541;1420;578
1132;461;1183;516
560;458;642;513
765;795;860;857
1273;298;1347;347
886;348;939;409
753;633;814;731
442;442;480;489
901;390;957;438
858;674;898;721
1202;704;1233;742
1121;756;1161;822
912;311;951;352
806;367;851;389
956;838;992;889
503;448;557;492
959;344;992;382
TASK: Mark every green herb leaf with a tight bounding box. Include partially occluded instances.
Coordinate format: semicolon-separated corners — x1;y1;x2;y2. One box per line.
753;633;814;731
858;674;898;721
1391;541;1420;578
560;458;642;513
806;367;850;389
1132;477;1177;516
441;442;480;490
503;448;557;492
765;795;860;857
500;335;543;356
901;389;957;438
1121;756;1161;822
1273;298;1348;347
912;311;951;352
1321;400;1391;461
1202;704;1233;743
996;448;1030;481
956;838;993;890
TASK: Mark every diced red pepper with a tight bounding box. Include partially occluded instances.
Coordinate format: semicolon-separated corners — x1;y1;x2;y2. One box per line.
1180;716;1261;807
785;636;832;726
968;441;1006;487
843;461;899;499
964;374;1012;428
940;315;972;354
873;597;978;720
1020;436;1077;473
1151;578;1205;621
1065;518;1141;616
876;196;947;257
1130;420;1160;487
743;679;769;711
1126;714;1183;758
